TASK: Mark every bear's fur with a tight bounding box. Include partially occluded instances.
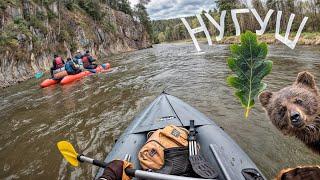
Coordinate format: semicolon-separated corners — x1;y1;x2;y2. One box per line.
260;71;320;154
275;166;320;180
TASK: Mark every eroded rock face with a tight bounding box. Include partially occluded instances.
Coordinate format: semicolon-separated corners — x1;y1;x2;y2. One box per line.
0;2;151;88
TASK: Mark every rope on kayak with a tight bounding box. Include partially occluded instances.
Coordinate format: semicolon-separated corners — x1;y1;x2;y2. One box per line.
164;94;184;126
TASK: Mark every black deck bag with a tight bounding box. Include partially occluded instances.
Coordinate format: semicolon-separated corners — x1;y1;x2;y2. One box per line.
155;146;193;176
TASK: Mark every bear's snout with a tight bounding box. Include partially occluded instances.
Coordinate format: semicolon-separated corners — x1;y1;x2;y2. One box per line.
290;111;304;128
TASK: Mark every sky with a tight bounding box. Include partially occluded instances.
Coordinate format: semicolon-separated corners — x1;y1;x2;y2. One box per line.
129;0;218;20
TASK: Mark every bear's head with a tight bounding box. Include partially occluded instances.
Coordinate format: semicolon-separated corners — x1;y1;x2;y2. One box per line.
259;72;320;136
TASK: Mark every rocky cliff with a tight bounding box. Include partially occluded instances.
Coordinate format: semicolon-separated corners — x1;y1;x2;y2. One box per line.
0;0;151;88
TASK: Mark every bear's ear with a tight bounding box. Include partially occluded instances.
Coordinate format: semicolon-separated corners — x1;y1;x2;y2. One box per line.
259;91;273;108
295;71;316;89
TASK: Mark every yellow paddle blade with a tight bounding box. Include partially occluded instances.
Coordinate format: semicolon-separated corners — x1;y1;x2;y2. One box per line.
57;141;79;167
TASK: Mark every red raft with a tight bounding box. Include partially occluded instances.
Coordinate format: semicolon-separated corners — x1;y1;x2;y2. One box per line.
40;63;111;88
40;79;59;88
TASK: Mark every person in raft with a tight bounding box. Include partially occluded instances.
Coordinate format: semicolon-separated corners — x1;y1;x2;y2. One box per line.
82;50;97;69
50;54;65;78
73;50;83;65
65;58;81;75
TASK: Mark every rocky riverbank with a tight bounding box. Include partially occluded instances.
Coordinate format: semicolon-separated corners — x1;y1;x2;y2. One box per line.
0;1;152;88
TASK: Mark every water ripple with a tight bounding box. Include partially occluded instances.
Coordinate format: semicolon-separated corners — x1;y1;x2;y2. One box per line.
1;44;320;179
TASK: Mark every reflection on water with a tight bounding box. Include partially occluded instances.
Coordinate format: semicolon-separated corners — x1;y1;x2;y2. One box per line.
1;43;320;179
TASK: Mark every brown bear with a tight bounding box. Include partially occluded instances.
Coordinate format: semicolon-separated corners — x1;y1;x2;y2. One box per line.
259;71;320;154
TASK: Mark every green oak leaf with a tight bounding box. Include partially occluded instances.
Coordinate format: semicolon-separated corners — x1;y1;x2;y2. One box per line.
227;31;273;118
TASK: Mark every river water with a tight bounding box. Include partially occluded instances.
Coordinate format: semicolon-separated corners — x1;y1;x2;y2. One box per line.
1;43;320;179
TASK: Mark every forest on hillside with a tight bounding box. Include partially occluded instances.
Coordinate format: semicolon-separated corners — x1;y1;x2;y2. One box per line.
151;0;320;43
0;0;154;87
0;0;153;54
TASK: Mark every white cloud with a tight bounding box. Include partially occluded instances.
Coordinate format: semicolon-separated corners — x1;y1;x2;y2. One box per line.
129;0;139;7
129;0;216;20
129;0;251;20
149;0;216;20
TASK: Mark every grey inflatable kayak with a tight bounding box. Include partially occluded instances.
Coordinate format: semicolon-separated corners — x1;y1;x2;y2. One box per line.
95;93;265;180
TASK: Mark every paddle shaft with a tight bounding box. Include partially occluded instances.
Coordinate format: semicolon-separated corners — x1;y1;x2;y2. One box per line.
77;155;107;168
125;169;214;180
77;155;212;180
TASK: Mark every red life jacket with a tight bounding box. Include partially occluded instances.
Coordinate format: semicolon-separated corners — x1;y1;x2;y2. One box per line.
82;56;90;67
55;57;64;68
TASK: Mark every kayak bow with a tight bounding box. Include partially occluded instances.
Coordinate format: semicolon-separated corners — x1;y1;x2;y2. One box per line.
95;93;265;180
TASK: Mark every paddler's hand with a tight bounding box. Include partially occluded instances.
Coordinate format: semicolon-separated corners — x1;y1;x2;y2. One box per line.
276;166;320;180
99;160;133;180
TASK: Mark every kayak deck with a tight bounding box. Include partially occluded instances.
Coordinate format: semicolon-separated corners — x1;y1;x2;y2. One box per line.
95;93;264;179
